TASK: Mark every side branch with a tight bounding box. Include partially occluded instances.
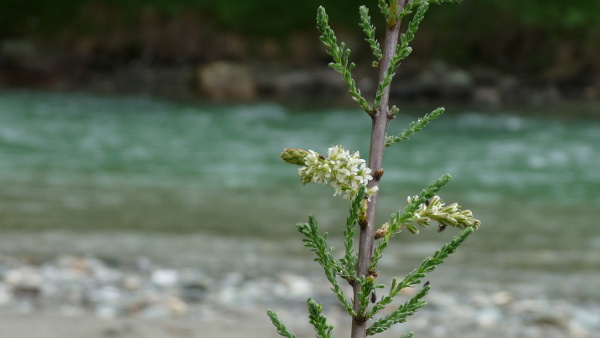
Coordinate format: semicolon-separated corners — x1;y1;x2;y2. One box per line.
297;216;356;316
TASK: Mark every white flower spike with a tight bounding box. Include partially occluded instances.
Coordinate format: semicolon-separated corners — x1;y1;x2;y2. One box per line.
296;145;378;201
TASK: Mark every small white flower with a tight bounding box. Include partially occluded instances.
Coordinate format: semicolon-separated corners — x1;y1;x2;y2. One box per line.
298;145;377;201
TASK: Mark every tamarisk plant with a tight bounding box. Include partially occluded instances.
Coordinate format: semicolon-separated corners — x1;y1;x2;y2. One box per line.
268;1;481;338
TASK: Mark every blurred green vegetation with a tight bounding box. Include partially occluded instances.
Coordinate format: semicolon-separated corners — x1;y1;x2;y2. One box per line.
0;0;598;73
1;0;598;36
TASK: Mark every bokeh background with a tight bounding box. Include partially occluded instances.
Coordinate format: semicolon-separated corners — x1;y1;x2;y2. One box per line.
0;1;599;337
2;0;599;104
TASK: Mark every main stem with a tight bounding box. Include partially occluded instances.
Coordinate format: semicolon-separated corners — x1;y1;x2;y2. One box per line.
351;2;404;337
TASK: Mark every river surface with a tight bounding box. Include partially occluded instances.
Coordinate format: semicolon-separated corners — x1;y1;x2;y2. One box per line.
0;90;599;336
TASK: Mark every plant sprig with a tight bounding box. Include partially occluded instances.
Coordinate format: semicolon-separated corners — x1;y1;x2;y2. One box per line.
340;186;367;281
267;309;298;338
271;1;479;337
368;228;474;319
374;1;431;111
359;6;382;66
297;215;356;317
355;275;385;319
308;299;335;338
386;107;445;146
394;1;430;63
367;282;431;335
377;0;395;25
370;174;451;271
316;6;371;113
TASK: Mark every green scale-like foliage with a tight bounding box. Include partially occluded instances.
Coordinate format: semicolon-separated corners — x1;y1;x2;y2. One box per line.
269;1;481;337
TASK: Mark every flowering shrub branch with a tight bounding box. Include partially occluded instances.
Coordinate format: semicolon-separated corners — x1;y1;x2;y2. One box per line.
408;195;481;233
269;1;481;338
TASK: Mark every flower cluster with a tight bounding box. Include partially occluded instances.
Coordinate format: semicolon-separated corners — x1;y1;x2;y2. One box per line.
405;195;481;234
281;146;378;200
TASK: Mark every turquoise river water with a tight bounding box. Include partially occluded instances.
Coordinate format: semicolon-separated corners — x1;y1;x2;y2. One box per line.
0;90;599;310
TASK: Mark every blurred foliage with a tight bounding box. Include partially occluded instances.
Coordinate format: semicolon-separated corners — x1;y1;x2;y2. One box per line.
0;0;598;73
0;0;349;36
494;0;600;29
1;0;598;36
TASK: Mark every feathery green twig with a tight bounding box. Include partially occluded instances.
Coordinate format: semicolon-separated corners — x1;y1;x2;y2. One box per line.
340;186;367;281
316;6;370;112
386;107;445;146
308;298;335;338
359;6;382;66
273;1;479;337
368;228;474;318
371;174;451;271
297;216;356;316
267;309;298;338
367;283;431;335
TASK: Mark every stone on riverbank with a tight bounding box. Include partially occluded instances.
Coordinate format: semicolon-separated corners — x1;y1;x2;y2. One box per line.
0;254;599;338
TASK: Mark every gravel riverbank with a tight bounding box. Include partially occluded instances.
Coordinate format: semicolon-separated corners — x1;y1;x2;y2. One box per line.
1;252;599;338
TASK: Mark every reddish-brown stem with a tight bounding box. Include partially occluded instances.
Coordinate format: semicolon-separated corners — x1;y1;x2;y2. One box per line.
350;1;406;337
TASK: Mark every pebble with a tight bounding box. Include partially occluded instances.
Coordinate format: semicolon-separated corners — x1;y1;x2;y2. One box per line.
0;254;598;337
151;269;179;288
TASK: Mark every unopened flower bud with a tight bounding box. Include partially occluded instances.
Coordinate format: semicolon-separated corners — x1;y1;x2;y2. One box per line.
280;148;310;165
406;223;420;234
375;222;390;239
358;217;368;228
358;199;368;227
